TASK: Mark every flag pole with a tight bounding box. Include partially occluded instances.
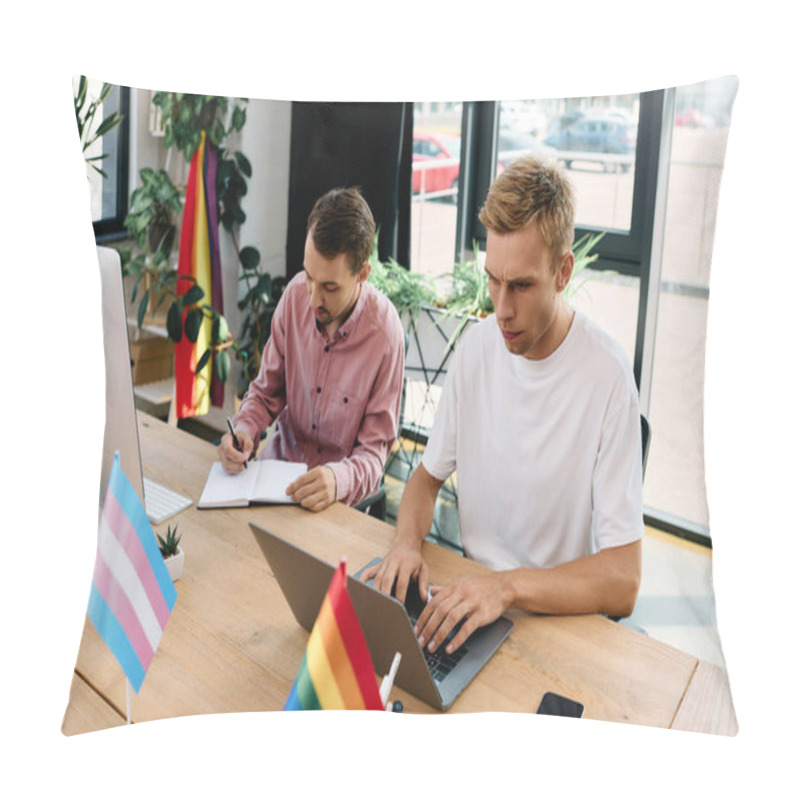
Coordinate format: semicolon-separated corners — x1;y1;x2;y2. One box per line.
126;679;132;724
380;652;402;710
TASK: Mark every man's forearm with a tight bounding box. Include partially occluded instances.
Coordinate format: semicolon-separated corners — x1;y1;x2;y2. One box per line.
504;540;642;619
394;464;443;549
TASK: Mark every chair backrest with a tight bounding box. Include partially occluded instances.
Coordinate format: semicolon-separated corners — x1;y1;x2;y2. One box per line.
640;413;651;477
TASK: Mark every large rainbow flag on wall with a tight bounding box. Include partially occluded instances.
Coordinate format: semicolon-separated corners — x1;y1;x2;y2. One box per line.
284;561;384;711
175;129;224;418
87;453;177;693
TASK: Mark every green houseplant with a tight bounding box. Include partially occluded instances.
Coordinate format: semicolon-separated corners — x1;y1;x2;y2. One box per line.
121;167;184;328
368;233;438;319
157;524;184;582
73;76;124;178
147;91;281;394
114;90;281;397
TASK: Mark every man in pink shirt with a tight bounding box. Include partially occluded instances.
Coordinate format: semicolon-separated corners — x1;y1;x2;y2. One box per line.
218;188;405;512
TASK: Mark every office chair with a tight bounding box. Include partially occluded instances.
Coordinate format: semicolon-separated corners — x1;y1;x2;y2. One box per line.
641;413;651;477
612;412;651;629
355;483;387;519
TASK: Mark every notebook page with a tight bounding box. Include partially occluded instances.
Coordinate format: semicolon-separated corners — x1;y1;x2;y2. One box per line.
198;461;259;508
251;460;307;504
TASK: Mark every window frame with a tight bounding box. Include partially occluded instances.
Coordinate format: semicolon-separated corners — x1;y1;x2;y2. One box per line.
92;85;131;242
452;90;711;547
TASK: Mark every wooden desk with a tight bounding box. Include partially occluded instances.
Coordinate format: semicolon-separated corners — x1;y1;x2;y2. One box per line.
63;413;737;735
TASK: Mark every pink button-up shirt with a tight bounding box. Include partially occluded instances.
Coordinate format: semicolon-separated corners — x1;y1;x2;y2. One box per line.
232;272;405;506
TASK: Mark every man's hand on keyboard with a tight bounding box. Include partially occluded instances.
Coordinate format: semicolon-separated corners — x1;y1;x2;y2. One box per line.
360;535;430;606
414;573;514;655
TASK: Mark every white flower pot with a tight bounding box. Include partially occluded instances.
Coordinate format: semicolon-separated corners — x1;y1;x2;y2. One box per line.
163;545;184;582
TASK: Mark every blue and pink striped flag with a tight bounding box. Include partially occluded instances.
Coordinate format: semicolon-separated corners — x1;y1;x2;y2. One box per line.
87;453;177;692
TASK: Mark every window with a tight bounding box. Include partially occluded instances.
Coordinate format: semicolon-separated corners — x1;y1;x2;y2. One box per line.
410;102;463;277
494;94;644;362
78;78;130;240
643;76;738;540
407;83;734;545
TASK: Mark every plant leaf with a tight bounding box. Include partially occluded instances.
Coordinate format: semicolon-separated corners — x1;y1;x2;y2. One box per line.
239;245;260;271
166;302;183;342
184;309;202;343
215;349;231;383
195;348;211;373
234;151;252;177
212;314;229;344
137;289;150;328
182;283;205;306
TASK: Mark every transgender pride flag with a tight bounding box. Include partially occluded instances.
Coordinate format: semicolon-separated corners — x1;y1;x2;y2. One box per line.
87;453;177;693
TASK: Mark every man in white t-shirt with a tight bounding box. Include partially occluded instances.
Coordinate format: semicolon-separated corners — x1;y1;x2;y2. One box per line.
363;155;643;657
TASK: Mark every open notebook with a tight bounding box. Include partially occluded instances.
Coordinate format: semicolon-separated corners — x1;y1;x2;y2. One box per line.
198;460;307;508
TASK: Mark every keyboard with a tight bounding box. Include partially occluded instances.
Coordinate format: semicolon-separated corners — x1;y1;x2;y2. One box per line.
144;478;193;524
407;608;468;682
424;644;467;683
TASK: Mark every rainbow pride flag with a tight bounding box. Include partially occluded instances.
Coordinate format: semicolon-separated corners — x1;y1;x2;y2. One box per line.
175;129;224;418
87;453;177;692
284;561;384;711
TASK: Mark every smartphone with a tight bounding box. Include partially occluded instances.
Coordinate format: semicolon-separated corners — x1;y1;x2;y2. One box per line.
536;691;585;718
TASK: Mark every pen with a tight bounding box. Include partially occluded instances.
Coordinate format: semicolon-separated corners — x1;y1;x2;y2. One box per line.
226;417;248;470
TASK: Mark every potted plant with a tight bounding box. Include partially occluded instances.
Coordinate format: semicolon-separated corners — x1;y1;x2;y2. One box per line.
143;91;280;401
121;167;184;328
157;524;184;582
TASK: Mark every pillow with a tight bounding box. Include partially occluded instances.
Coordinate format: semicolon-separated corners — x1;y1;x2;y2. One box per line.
64;78;738;743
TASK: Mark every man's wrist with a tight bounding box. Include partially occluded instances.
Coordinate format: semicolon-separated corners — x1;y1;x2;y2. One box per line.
392;526;424;553
497;569;520;612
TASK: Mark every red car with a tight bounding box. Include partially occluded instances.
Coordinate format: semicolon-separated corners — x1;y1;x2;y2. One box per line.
412;132;461;198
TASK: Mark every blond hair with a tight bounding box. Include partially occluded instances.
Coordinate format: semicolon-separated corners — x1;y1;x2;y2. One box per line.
479;155;575;265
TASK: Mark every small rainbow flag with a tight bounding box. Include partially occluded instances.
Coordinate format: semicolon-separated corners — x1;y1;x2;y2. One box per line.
87;453;177;692
175;129;224;418
284;561;384;711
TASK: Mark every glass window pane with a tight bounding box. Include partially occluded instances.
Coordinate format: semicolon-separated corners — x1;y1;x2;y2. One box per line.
77;78;123;224
410;102;462;277
498;94;640;233
644;76;738;534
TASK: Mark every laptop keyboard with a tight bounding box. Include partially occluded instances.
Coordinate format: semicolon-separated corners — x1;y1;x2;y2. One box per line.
359;569;471;685
407;610;468;683
424;645;467;683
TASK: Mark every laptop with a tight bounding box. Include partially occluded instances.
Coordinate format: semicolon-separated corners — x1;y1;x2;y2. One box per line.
249;522;513;710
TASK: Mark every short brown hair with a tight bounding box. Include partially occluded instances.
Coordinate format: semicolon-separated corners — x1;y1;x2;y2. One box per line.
479;155;575;264
307;187;376;274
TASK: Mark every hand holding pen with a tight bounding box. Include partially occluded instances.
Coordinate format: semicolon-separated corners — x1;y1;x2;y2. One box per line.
220;417;253;474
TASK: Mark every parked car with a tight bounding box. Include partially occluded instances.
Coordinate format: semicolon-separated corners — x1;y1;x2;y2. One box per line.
546;111;584;137
499;102;548;138
674;107;715;128
497;130;558;161
412;132;461;198
544;117;637;172
497;130;557;168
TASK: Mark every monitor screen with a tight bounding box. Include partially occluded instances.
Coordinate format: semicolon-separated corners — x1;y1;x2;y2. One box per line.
97;246;145;509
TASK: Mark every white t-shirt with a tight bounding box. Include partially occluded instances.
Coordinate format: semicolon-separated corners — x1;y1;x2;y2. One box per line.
422;311;643;572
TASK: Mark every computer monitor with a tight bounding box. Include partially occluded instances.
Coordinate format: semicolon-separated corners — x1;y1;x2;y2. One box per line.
97;245;145;509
